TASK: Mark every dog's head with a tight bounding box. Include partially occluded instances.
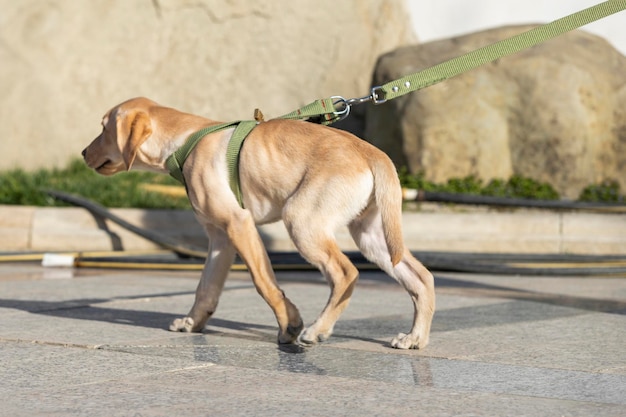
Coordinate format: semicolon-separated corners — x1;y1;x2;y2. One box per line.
82;97;154;175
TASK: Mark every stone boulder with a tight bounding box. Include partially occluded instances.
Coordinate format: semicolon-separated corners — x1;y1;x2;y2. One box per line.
0;0;415;171
364;25;626;199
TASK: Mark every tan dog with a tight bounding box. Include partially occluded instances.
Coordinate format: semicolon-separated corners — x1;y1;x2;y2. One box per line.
82;97;435;349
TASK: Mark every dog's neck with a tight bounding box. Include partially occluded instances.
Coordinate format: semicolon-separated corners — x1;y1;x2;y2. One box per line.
139;111;219;173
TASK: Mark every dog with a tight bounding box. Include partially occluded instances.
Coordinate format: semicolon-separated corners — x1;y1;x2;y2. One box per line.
82;97;435;349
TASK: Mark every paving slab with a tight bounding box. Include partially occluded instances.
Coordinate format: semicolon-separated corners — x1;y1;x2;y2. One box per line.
0;263;625;416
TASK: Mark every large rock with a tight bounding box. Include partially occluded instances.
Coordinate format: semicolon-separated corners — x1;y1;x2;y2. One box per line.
0;0;415;171
365;25;626;199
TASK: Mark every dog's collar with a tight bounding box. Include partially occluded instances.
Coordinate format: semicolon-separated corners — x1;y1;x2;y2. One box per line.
165;120;258;208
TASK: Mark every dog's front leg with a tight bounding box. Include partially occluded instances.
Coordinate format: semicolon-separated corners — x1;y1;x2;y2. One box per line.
170;224;235;332
226;211;303;344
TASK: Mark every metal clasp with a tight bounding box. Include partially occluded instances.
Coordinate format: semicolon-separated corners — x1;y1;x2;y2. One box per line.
344;86;387;108
346;94;372;107
370;86;387;104
344;86;386;107
331;96;351;122
330;86;387;122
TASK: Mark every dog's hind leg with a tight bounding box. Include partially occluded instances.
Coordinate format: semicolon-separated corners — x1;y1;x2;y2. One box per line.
170;224;235;332
388;251;435;349
349;206;435;349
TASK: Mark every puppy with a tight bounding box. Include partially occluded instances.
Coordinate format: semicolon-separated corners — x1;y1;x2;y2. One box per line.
82;97;435;349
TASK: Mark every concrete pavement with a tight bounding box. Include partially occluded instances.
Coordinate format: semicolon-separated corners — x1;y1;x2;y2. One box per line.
0;262;625;416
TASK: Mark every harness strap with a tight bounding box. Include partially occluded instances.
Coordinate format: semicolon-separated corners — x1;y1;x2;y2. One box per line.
225;120;258;208
278;97;343;125
165;120;257;208
165;121;240;185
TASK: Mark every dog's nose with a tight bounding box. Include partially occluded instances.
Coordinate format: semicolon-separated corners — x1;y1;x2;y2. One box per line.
81;148;87;158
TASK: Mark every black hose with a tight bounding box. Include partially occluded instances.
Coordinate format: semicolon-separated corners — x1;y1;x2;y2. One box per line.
410;190;626;212
65;251;626;276
44;189;207;258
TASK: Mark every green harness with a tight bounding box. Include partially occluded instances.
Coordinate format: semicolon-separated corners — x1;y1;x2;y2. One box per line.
165;0;625;209
165;120;258;208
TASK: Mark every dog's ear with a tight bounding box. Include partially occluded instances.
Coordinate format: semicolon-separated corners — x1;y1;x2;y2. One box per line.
119;110;152;170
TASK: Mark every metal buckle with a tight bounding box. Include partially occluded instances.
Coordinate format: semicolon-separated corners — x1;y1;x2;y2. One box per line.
346;94;372;107
370;86;387;104
331;96;351;121
329;86;387;123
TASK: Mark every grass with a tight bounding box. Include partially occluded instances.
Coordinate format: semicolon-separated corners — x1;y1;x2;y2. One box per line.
0;160;622;208
578;180;624;203
397;167;561;200
0;159;190;209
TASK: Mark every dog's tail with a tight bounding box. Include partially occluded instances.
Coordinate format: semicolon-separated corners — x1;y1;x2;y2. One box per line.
371;157;405;266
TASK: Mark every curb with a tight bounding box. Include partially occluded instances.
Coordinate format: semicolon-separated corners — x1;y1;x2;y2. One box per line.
1;204;625;255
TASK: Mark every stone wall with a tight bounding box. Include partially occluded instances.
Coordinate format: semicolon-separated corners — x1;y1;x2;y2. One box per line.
0;0;415;170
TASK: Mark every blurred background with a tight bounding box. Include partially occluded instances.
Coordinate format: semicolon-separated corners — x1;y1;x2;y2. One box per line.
410;0;625;54
1;0;624;199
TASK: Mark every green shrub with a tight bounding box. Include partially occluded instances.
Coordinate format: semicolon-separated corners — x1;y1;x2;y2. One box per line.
398;169;560;200
579;180;623;203
480;178;509;197
443;175;484;195
491;175;559;200
0;159;190;209
397;167;436;191
1;160;622;207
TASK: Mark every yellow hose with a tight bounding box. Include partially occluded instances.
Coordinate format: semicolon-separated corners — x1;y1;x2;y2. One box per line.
0;250;173;263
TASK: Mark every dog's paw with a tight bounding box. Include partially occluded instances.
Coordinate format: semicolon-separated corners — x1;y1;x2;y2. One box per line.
296;326;332;346
296;332;317;347
169;317;196;332
278;320;304;344
390;332;427;349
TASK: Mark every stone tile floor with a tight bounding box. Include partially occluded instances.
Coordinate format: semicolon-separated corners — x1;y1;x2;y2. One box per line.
0;263;624;416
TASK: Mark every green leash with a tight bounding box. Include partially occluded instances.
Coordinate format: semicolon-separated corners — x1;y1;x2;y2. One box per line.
287;0;626;120
166;0;625;208
372;0;626;103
